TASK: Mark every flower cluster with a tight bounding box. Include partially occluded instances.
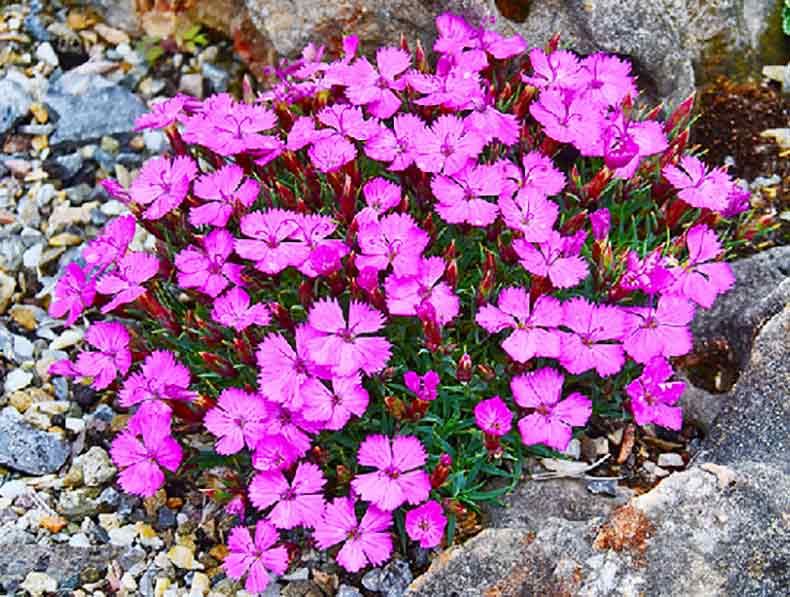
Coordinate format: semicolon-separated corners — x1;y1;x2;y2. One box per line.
47;12;751;593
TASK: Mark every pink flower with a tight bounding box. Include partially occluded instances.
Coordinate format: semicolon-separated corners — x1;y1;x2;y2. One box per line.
344;48;410;118
666;224;735;309
476;287;562;363
404;370;440;402
50;322;131;390
619;249;673;295
580;53;636;107
415;114;484;176
252;434;300;472
356;213;429;274
130;156;197;220
409;68;483;110
48;262;96;326
110;413;182;497
505;151;566;198
529;88;599;146
474;396;513;436
306;299;392;377
317;104;379;141
287;116;334;151
313;497;393;573
301;374;369;430
134;94;191;131
175;229;244;298
212;287;271;332
599;113;668;179
560;298;626;377
590;208;610;241
626;357;684;430
260;400;323;456
479;29;527;59
204;388;268;455
431;163;502;227
308;134;358;173
351;434;431;511
512;367;591;451
498;188;559;242
663;155;732;212
433;13;477;55
235;209;301;275
514;231;589;289
224;521;289;594
364;113;425;170
355;177;402;224
83;215;136;268
721;183;750;218
384;257;460;326
191;164;260;227
96;252;159;313
119;350;196;422
522;48;589;90
248;460;326;529
405;501;447;549
256;326;329;411
289;215;349;278
464;95;519;146
623;296;695;364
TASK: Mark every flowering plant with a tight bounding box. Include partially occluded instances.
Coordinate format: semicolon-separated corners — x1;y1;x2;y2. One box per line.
48;13;756;592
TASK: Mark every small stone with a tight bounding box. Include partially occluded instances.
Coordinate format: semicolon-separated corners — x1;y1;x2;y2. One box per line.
581;435;610;462
0;272;16;314
4;368;33;393
30;102;48;124
9;305;38;331
190;572;211;597
48;232;83;247
39;514;68;533
58;487;99;518
109;524;138;547
122;572;139;591
0;78;32;135
657;453;685;468
586;478;620;497
63;463;84;488
65;416;86;433
23;243;44;269
80;565;103;584
562;438;581;460
642;461;670;478
99;513;121;531
69;532;92;547
50;328;83;350
35;42;59;66
283;568;309;581
94;23;130;45
168;544;197;570
21;571;57;596
101;135;120;154
337;585;363;597
76;446;117;486
179;73;204;98
155;506;177;530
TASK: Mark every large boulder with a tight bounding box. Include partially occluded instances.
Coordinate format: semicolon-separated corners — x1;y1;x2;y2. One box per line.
409;304;790;597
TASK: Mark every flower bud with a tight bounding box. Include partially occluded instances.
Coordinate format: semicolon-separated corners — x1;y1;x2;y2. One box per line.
476;364;496;381
336;464;352;485
456;353;473;383
665;92;695;133
298;280;314;308
199;352;236;377
445;259;458;289
430;453;452;489
384;395;405;419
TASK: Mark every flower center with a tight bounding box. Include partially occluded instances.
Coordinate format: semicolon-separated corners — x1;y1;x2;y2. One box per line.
384;466;400;479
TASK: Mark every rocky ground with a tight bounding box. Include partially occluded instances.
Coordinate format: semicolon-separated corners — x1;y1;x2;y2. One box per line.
0;1;788;597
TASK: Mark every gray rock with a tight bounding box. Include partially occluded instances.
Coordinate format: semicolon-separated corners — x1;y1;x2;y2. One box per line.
692;246;790;370
4;368;33;393
0;78;32;135
0;407;69;475
0;543;118;591
45;84;146;145
337;585;363;597
75;446;117;487
677;376;722;432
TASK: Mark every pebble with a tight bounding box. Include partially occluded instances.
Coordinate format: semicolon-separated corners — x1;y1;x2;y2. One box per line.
586;478;619;497
657;453;685;468
4;368;33;392
69;532;92;548
35;42;59;67
642;461;670;478
0;271;17;313
337;585;363;597
49;328;83;350
109;524;138;547
190;572;211;597
77;446;117;486
20;571;57;596
168;544;198;570
179;73;204;98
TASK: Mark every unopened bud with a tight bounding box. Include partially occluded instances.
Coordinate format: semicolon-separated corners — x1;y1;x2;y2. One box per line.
456;353;473;383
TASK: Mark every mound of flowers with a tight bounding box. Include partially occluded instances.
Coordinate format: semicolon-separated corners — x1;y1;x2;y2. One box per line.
48;12;755;593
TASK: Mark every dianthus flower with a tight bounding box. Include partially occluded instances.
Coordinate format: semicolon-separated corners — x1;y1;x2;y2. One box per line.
666;224;735;309
405;500;447;549
498;188;559;242
404;370;440;402
511;367;591;451
415;114;484;176
384;257;460;326
589;111;667;179
408;67;483;110
248;460;326;529
663;155;733;212
464;93;520;145
223;521;288;594
356;213;429;274
623;296;695;364
529;87;600;146
191;164;260;227
351;434;431;511
133;94;192;131
314;497;393;573
478;28;527;59
301;373;370;430
474;396;513;436
364;113;426;170
619;249;673;295
431;163;503;227
129;155;197;220
175;229;244;298
256;325;329;411
579;53;636;107
590;208;611;241
355;177;402;224
289;215;349;278
48;262;96;326
306;299;392;377
433;12;477;55
204;388;268;455
626;357;684;430
514;230;589;289
82;214;136;268
50;321;131;390
119;350;197;422
183;97;279;156
560;298;626;377
344;47;410;118
211;286;271;332
235;209;301;275
96;252;159;313
252;434;300;472
259;401;322;456
110;413;182;497
476;287;563;363
502;151;566;198
522;48;589;90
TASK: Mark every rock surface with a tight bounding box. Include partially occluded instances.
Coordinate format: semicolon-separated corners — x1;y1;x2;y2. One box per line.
0;406;70;475
0;78;32;135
